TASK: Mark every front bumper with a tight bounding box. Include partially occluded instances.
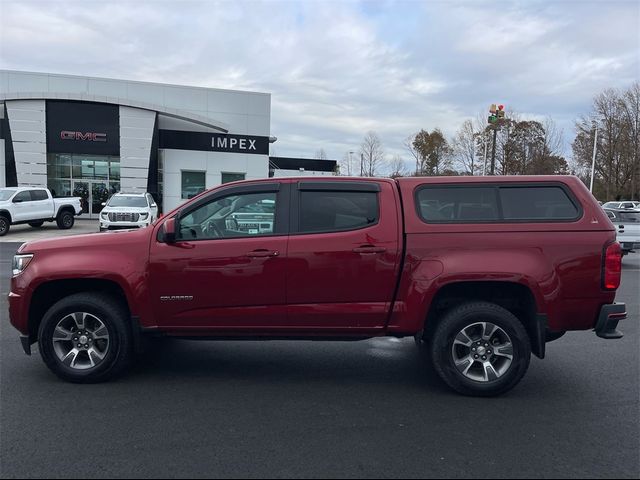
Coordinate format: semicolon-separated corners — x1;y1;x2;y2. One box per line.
100;221;150;231
595;303;626;339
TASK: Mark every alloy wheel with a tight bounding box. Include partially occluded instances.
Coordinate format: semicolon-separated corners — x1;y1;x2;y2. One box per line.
52;312;110;370
451;322;514;382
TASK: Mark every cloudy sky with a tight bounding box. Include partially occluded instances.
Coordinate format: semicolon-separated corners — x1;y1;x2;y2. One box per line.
0;0;638;169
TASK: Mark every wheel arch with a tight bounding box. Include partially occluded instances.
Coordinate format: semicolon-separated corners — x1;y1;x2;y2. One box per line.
0;209;12;222
28;278;135;343
422;280;546;359
55;205;76;217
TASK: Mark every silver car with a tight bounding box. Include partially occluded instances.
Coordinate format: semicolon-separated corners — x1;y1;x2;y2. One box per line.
602;201;640;210
604;208;640;255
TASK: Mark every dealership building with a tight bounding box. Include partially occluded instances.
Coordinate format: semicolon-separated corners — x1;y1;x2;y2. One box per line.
0;70;336;216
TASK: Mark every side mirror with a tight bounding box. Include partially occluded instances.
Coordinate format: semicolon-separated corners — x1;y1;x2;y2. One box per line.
13;197;23;203
162;217;177;244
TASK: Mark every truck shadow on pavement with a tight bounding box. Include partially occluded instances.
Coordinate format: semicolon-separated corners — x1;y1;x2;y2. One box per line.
129;337;450;392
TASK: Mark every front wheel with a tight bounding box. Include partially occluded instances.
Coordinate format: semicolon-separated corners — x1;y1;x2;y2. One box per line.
430;302;531;397
56;211;74;229
38;293;134;383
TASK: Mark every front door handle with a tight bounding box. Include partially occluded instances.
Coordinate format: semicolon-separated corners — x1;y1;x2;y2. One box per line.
247;249;280;258
352;245;387;254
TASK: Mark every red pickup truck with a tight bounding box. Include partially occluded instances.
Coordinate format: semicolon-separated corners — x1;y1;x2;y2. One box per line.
8;176;626;396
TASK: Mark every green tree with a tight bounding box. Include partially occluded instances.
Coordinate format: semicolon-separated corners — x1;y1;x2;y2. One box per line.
411;129;452;176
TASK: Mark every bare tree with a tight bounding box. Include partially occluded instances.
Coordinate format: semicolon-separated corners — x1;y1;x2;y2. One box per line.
452;120;478;175
542;117;564;158
404;134;421;175
360;131;385;177
573;83;639;200
315;148;327;160
621;83;640;200
389;155;409;178
338;151;357;176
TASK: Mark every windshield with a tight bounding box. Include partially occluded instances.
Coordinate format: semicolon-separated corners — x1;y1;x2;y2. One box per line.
0;189;17;201
107;196;148;208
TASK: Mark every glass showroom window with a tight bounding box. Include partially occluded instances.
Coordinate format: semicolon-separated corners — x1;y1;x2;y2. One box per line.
47;153;120;197
221;172;246;184
182;171;206;199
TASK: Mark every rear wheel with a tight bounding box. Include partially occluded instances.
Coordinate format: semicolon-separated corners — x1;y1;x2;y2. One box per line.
29;221;44;228
0;215;9;236
56;210;74;229
430;302;531;397
38;293;134;383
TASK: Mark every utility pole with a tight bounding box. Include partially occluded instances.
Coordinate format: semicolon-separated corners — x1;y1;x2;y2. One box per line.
348;151;355;176
490;127;498;175
482;133;488;175
487;104;505;175
589;122;598;193
360;153;364;177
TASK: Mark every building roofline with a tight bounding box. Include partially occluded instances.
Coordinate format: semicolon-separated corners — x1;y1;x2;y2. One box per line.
0;92;229;133
0;69;271;97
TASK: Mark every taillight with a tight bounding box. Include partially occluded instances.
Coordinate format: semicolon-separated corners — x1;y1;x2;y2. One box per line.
603;242;622;290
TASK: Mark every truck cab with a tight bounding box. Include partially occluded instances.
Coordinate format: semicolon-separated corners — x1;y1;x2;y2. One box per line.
0;187;82;236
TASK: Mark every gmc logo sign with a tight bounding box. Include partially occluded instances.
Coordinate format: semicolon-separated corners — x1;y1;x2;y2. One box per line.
60;131;107;142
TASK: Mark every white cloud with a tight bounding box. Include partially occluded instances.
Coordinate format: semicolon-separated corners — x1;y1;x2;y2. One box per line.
0;0;637;167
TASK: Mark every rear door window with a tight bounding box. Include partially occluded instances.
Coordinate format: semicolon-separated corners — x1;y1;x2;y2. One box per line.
31;190;49;201
298;190;379;233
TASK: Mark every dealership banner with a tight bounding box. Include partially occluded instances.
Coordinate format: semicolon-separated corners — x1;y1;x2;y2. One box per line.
46;100;120;155
158;129;270;155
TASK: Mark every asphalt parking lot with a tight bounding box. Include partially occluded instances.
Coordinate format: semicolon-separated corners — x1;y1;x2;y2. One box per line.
0;240;638;478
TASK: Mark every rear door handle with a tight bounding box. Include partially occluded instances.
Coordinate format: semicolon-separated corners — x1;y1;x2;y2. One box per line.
247;249;280;258
352;246;387;254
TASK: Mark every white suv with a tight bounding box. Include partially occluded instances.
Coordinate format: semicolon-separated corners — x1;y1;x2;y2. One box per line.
99;193;159;231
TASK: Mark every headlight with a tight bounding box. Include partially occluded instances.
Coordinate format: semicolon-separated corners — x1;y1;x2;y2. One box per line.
139;213;149;220
101;212;109;220
12;254;34;276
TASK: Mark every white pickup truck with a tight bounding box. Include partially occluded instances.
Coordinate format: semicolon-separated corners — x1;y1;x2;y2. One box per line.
0;187;83;236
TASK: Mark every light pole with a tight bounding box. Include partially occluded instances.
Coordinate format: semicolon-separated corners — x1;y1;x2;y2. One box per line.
348;151;355;176
482;133;488;176
589;122;598;193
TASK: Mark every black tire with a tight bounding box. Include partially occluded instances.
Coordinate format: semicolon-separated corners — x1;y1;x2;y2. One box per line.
56;210;74;229
38;293;134;383
430;302;531;397
29;221;44;228
0;215;9;236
